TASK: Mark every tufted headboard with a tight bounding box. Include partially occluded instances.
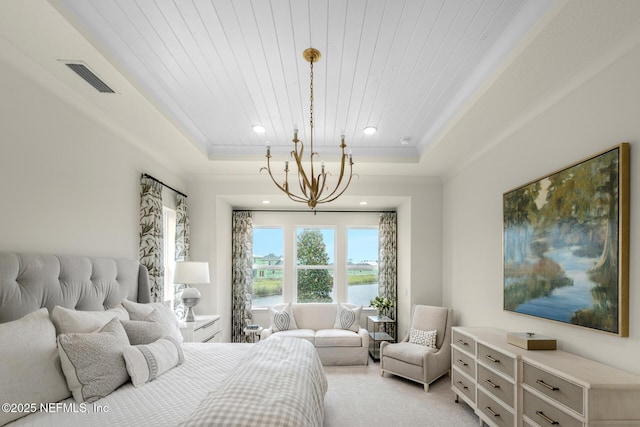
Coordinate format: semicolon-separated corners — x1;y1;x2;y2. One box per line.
0;252;151;323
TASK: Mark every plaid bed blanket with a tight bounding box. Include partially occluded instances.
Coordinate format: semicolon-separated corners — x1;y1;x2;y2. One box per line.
180;336;327;426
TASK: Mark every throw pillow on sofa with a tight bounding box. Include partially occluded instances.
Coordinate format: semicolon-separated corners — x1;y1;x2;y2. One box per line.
333;303;362;332
269;302;298;331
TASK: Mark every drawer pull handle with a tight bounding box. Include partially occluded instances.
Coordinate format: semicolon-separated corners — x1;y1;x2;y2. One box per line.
536;379;559;391
536;410;559;425
456;359;468;366
457;339;469;346
485;355;500;363
485;406;500;417
456;381;468;390
484;379;500;389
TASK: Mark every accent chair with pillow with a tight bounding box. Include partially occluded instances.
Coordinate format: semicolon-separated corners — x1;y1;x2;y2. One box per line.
380;304;453;391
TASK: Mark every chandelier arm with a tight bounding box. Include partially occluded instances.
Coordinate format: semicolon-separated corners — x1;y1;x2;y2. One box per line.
314;172;328;200
317;167;355;204
292;150;313;195
317;155;348;201
260;157;309;203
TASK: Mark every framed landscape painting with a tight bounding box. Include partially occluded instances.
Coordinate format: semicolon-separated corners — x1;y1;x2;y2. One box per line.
503;143;629;336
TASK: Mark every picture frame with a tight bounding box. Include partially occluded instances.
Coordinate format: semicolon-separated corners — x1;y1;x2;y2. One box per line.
503;143;629;336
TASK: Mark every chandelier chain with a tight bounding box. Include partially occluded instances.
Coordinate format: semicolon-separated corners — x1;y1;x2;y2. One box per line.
309;59;314;136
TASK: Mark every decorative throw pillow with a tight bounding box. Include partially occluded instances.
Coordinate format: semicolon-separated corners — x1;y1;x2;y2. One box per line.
57;317;131;403
0;309;71;425
409;328;437;348
269;303;298;332
123;337;185;387
121;313;167;345
51;304;129;335
121;299;183;343
333;303;362;332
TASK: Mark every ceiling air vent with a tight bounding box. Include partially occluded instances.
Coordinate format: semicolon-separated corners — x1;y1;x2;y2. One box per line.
64;62;115;93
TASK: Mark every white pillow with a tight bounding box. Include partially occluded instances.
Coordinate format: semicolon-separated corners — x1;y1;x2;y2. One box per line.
0;309;71;425
121;299;183;343
333;303;362;332
57;317;131;403
269;303;298;332
121;313;167;345
409;328;437;348
123;337;184;387
51;304;129;335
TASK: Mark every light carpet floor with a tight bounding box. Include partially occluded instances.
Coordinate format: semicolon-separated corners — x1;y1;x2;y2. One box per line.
323;361;478;427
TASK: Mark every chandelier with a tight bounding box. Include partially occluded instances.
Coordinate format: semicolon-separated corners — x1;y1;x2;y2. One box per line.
261;48;354;209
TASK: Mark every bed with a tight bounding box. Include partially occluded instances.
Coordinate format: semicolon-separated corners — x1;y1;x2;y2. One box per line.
0;253;327;426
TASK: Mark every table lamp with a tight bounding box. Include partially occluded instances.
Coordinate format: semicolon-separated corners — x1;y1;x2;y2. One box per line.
174;261;210;322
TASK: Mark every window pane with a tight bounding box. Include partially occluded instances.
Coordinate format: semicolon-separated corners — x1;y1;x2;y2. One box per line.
252;228;284;307
347;228;379;306
297;268;334;303
296;228;334;302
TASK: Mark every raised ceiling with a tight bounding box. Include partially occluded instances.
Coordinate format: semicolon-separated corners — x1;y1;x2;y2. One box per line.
51;0;553;163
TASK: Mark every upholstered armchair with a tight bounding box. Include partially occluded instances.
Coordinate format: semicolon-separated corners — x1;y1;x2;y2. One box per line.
380;305;453;391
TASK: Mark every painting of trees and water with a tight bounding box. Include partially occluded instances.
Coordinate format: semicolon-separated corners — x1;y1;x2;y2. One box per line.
503;144;629;336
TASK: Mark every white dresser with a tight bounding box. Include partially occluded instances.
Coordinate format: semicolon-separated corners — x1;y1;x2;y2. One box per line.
451;327;640;426
179;315;221;343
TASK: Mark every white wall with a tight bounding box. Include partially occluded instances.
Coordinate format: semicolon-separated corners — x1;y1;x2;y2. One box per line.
0;56;185;259
442;40;640;374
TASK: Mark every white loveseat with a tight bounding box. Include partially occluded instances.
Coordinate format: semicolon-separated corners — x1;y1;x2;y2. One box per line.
261;303;369;365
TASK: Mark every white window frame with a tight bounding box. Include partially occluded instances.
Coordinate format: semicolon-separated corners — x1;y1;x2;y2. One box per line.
294;226;336;303
252;211;379;306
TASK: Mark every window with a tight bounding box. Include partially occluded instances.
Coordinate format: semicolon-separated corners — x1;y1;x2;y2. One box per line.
346;228;379;306
296;228;335;303
252;227;284;307
162;207;177;303
251;211;381;307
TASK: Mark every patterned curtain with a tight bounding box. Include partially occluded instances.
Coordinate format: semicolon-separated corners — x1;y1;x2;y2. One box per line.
378;212;397;339
231;211;254;343
139;175;164;302
174;194;190;318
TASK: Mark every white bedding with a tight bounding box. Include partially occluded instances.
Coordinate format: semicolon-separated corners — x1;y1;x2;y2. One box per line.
10;343;253;427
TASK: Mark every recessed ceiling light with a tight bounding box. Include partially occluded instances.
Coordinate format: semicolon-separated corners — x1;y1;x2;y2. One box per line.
359;201;368;205
400;137;412;145
262;200;271;204
252;125;266;133
363;126;377;135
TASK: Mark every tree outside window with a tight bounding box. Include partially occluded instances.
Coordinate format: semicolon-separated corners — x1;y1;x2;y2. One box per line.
296;228;334;302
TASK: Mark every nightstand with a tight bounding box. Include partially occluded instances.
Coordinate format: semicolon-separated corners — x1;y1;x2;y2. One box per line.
179;315;221;343
243;326;263;343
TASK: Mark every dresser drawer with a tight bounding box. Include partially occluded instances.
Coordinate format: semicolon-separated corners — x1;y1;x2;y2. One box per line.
523;362;584;415
478;365;514;408
453;347;476;378
453;329;476;356
523;388;582;427
477;389;514;427
452;368;475;404
194;318;220;342
478;343;515;379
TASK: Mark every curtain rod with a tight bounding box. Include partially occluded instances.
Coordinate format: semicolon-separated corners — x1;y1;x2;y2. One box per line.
240;209;396;214
141;173;187;198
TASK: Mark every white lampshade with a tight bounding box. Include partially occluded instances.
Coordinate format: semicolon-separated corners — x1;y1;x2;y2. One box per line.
173;261;210;285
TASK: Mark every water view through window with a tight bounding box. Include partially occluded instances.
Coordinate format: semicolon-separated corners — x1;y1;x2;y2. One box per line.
252;226;378;307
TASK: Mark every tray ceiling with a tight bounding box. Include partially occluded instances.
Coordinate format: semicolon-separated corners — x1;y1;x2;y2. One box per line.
51;0;553;163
